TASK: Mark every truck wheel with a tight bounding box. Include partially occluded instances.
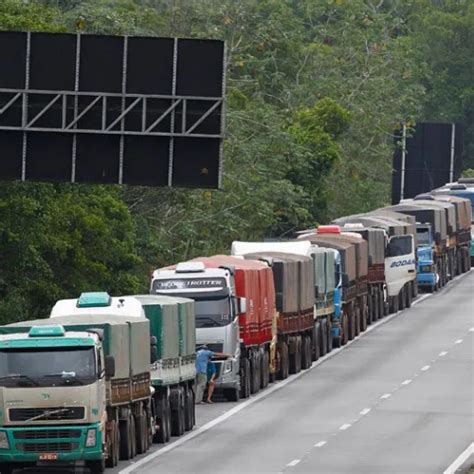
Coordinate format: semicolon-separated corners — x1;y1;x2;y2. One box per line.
300;336;310;370
412;280;418;298
353;308;360;338
261;351;270;389
361;306;368;332
250;353;260;395
278;342;289;380
135;409;148;454
341;313;348;345
130;413;137;458
241;358;251;398
326;318;333;353
289;337;301;374
320;320;328;356
184;386;194;431
313;321;321;361
171;388;185;437
399;287;406;310
106;419;119;467
119;415;132;460
88;459;106;474
406;285;412;308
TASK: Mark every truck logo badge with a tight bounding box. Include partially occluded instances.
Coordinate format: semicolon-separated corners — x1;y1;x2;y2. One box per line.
41;393;51;400
390;259;416;268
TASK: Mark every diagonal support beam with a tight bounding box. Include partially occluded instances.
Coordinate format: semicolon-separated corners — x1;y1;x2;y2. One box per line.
0;92;22;115
65;95;102;130
145;99;182;133
185;100;222;135
26;94;62;128
105;97;142;132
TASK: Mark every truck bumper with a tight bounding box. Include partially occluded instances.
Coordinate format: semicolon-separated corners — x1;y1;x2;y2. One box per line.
417;273;436;287
0;423;103;464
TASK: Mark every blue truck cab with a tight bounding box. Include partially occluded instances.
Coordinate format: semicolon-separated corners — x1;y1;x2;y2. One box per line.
330;250;343;343
416;224;437;292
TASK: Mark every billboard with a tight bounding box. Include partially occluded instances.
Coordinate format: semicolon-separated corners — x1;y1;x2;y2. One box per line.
392;122;464;204
0;31;226;188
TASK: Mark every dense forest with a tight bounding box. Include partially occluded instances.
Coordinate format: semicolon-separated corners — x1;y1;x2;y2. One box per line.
0;0;473;322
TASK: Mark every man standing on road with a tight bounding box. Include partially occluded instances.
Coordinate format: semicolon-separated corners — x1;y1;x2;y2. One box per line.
195;345;230;404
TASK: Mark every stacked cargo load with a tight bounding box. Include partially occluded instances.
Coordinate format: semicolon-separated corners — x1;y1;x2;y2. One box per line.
131;295;195;442
232;240;336;359
297;231;356;347
242;252;315;377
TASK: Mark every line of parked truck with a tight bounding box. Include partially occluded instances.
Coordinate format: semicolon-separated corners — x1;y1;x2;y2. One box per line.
0;180;472;473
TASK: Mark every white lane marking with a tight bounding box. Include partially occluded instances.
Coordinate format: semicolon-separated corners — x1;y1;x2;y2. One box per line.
287;459;300;467
380;393;392;399
421;365;430;371
439;351;448;357
454;339;463;344
443;442;474;474
401;379;412;386
314;441;327;448
360;408;371;416
119;276;471;474
469;327;474;332
339;423;351;430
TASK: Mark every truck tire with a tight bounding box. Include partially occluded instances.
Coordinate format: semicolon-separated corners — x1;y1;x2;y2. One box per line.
154;394;170;444
278;342;289;380
130;413;137;458
361;306;368;332
88;459;106;474
353;308;360;338
320;320;328;356
224;387;240;402
300;336;310;370
261;351;270;389
250;352;261;395
135;409;148;454
119;415;132;460
326;318;333;354
289;337;302;374
241;358;251;398
184;386;194;431
399;287;406;311
341;313;349;346
313;321;321;361
171;387;185;437
406;285;412;308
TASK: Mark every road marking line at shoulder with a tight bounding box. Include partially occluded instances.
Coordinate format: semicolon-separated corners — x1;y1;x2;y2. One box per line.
314;441;327;448
339;423;351;430
401;379;412;385
287;459;300;467
443;442;474;474
439;351;448;357
411;294;431;306
360;408;371;416
454;339;463;344
380;393;391;399
421;365;430;371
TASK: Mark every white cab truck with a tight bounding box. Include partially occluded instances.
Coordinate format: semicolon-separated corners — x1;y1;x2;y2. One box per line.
0;293;155;473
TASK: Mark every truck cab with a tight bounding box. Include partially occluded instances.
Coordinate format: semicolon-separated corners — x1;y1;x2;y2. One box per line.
0;324;110;474
151;262;241;397
416;223;438;291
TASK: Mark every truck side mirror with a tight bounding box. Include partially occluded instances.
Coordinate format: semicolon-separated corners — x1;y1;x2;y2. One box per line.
238;297;247;314
341;273;349;287
150;336;158;364
435;232;441;244
105;356;115;378
314;285;319;299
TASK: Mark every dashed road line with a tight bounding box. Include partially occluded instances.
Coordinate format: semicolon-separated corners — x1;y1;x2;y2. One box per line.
339;423;352;430
314;441;327;448
469;327;474;332
401;379;412;386
360;408;371;416
380;393;392;399
286;459;300;467
439;351;448;357
454;339;463;344
421;365;431;371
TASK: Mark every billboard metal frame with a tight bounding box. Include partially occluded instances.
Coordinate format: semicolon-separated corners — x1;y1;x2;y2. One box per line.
0;32;226;187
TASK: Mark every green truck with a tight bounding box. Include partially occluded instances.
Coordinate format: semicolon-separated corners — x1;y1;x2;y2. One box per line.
0;307;154;473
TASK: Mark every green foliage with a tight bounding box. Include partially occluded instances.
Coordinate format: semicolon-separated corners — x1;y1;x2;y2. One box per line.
0;0;472;324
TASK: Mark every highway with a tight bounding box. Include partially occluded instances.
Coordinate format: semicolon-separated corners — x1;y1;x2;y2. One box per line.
116;271;474;474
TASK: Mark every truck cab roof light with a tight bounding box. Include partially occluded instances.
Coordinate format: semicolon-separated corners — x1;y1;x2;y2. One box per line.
317;225;341;234
29;325;65;338
176;262;206;273
77;292;112;308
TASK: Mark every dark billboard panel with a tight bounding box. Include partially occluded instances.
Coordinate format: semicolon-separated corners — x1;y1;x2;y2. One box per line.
0;31;226;188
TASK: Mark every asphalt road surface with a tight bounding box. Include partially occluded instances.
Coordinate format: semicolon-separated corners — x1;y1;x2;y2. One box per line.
13;272;474;474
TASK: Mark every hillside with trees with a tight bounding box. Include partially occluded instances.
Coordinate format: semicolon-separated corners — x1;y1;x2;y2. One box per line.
0;0;472;322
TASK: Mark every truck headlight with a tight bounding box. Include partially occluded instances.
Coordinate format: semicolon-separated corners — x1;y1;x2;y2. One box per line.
0;431;9;450
85;428;97;448
223;359;233;374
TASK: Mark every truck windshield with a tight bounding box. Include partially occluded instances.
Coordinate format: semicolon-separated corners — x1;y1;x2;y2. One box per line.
195;297;232;328
416;228;431;246
388;235;412;257
0;347;96;387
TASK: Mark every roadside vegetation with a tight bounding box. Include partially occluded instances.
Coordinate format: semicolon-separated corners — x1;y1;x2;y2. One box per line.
0;0;473;322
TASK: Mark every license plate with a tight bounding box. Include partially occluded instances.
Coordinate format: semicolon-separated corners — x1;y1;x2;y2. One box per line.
39;453;58;461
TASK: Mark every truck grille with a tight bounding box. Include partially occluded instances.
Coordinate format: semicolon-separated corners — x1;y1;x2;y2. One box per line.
17;442;79;453
13;429;81;440
9;407;85;422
